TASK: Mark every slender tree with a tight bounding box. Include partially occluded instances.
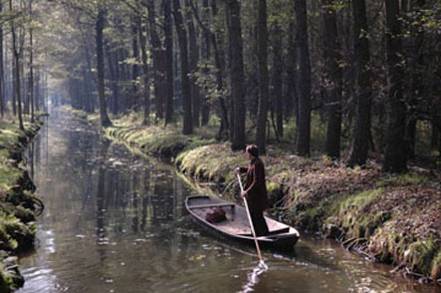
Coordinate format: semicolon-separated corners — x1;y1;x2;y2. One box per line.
185;0;200;128
322;0;342;159
347;0;371;166
0;1;4;118
147;0;164;119
29;0;35;122
256;0;269;153
295;0;311;156
95;7;112;127
383;0;407;172
272;24;284;138
225;0;245;150
138;17;150;125
10;0;24;131
173;0;193;134
284;10;297;122
163;0;174;125
130;17;140;109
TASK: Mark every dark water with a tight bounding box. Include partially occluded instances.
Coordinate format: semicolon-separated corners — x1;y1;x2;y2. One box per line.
17;110;437;293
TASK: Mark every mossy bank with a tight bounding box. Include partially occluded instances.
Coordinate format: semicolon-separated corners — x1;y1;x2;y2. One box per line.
177;145;441;284
69;107;441;286
0;118;44;292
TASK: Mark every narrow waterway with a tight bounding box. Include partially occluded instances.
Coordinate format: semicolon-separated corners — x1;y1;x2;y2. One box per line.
17;110;435;293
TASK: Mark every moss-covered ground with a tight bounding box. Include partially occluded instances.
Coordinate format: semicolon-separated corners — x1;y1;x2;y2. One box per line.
0;116;44;292
68;106;441;285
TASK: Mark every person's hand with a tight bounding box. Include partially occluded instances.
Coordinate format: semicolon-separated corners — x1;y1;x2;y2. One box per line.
234;167;240;175
240;191;247;198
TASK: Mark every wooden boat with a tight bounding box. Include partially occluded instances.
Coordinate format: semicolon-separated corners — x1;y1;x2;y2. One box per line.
185;195;300;251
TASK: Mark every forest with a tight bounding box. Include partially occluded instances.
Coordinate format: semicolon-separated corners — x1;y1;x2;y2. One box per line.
1;0;440;170
0;0;441;292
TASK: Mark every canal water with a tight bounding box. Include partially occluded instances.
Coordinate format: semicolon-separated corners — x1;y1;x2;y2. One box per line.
17;110;436;292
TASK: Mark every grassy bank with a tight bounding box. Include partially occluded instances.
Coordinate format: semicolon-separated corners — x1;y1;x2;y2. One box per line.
0;117;44;292
177;145;441;283
68;107;441;285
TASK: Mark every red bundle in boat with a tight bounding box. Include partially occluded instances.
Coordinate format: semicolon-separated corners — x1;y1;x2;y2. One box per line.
205;207;227;223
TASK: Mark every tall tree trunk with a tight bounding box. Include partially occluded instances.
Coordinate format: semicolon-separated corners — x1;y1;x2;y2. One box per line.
173;0;193;134
29;0;34;122
139;18;150;125
0;1;4;118
95;7;112;127
35;69;39;112
81;33;96;113
131;18;140;109
200;0;211;126
10;0;23;130
272;25;284;138
407;0;425;160
256;0;269;153
295;0;311;156
347;0;371;166
163;0;174;125
285;11;297;122
383;0;407;172
186;0;200;128
322;0;342;159
147;0;165;119
226;0;245;150
105;42;118;114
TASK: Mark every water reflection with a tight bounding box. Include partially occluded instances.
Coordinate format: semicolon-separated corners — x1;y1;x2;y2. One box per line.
18;110;437;293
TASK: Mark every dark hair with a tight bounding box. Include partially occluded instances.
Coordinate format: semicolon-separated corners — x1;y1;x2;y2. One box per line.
245;144;259;158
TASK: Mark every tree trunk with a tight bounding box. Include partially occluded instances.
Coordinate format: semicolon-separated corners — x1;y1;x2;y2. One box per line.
407;0;425;160
29;0;34;122
200;0;211;126
82;34;96;113
406;120;416;159
285;11;297;122
147;0;165;119
272;25;284;138
256;0;269;153
347;0;371;167
225;0;245;150
383;0;407;172
10;0;23;130
0;1;4;118
139;17;150;125
131;19;140;109
173;0;193;134
295;0;311;156
186;0;200;128
105;42;119;114
95;7;112;127
163;0;174;125
322;0;342;159
35;69;39;112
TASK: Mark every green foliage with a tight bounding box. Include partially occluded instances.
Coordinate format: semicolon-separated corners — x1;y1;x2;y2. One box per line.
431;251;441;280
176;144;247;184
404;237;439;276
104;113;215;159
377;172;428;187
0;262;14;293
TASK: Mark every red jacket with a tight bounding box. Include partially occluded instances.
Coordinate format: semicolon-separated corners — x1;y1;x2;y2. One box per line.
239;158;269;212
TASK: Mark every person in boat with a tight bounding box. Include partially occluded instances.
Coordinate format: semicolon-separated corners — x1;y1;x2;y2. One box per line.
235;144;269;236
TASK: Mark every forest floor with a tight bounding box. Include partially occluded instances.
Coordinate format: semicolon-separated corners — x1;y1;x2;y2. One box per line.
68;106;441;286
0;116;44;292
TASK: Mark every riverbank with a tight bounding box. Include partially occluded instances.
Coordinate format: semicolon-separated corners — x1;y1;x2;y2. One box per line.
0;117;44;292
67;107;441;286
